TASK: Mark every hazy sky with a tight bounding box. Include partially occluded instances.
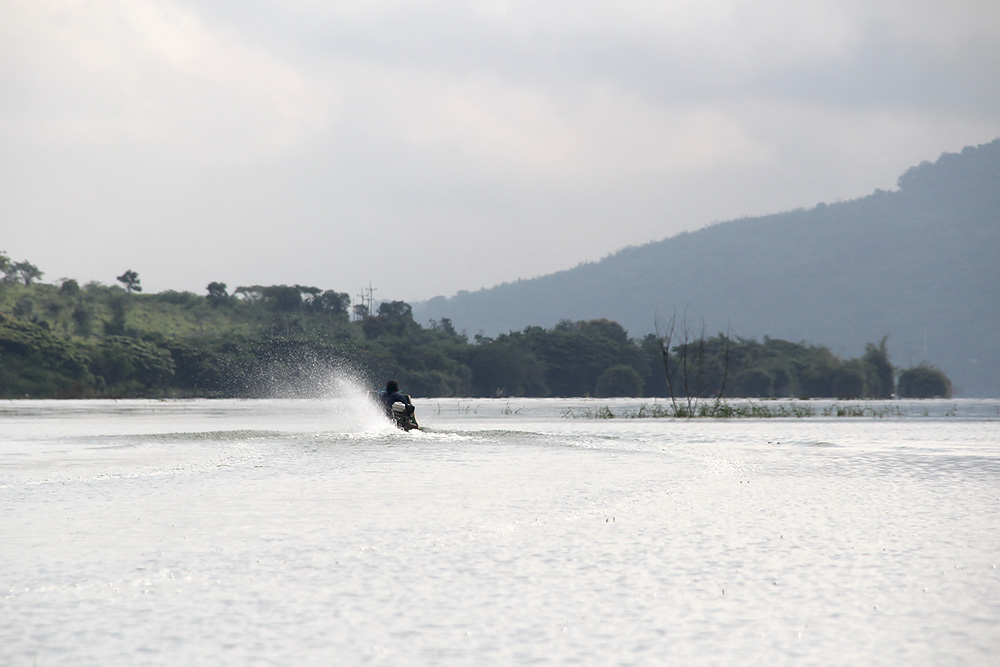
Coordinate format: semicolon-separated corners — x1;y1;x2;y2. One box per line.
2;0;998;303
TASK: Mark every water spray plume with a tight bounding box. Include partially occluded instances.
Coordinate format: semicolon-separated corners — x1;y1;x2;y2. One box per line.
252;352;395;433
322;371;397;434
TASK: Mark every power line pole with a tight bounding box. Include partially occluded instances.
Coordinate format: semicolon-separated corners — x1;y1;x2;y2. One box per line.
354;290;365;321
354;283;377;321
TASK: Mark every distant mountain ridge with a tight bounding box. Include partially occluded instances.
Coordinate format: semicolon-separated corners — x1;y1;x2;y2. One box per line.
414;139;1000;396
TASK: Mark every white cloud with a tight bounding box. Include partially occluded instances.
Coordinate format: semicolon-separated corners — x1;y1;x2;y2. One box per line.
0;0;997;300
865;0;1000;57
1;0;330;158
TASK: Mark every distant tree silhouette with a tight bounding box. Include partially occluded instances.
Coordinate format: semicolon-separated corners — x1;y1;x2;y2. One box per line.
897;365;952;398
863;336;894;398
13;260;43;286
206;282;229;307
655;311;730;415
117;270;142;293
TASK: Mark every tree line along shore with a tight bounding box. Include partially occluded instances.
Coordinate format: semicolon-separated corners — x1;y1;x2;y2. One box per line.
0;259;951;401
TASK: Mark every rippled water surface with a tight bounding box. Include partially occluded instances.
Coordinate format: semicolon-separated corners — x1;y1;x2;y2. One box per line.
3;397;999;665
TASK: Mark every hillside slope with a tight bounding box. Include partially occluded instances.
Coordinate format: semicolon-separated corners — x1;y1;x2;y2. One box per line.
414;139;1000;396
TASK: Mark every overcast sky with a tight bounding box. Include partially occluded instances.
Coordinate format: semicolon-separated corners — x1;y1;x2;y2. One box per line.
2;0;998;303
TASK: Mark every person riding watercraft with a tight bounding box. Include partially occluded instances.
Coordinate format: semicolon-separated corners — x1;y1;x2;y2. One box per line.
380;380;419;430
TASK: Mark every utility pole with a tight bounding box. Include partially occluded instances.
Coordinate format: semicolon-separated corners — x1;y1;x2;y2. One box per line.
354;290;365;321
354;283;377;321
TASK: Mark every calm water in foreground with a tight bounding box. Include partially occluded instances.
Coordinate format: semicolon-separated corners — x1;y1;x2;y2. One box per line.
2;394;999;666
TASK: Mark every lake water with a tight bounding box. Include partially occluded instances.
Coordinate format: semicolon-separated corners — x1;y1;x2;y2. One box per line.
2;392;999;665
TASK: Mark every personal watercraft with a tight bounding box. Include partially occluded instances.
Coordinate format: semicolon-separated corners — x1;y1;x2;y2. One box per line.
390;399;419;431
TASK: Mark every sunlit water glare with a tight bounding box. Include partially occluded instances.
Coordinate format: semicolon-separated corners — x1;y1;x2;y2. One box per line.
2;394;998;665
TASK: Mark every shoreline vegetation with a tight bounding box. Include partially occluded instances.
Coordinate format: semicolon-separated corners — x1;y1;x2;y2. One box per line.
0;253;954;401
560;399;933;419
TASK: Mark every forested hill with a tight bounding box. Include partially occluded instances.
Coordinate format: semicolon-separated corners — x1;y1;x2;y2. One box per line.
414;139;1000;397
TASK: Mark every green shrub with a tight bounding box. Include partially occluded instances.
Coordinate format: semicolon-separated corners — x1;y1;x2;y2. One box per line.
897;365;952;398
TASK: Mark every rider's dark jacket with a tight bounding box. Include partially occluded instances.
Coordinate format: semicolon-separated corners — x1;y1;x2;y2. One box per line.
380;391;411;416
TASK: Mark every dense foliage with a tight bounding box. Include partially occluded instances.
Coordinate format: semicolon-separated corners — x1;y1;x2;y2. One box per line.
0;259;950;399
897;365;952;399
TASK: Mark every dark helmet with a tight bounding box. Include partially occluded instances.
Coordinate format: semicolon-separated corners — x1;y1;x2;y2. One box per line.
386;380;399;393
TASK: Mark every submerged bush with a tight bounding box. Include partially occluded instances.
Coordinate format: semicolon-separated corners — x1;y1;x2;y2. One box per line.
897;365;952;398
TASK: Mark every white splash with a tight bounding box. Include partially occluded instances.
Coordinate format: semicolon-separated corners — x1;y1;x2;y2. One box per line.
318;370;396;434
